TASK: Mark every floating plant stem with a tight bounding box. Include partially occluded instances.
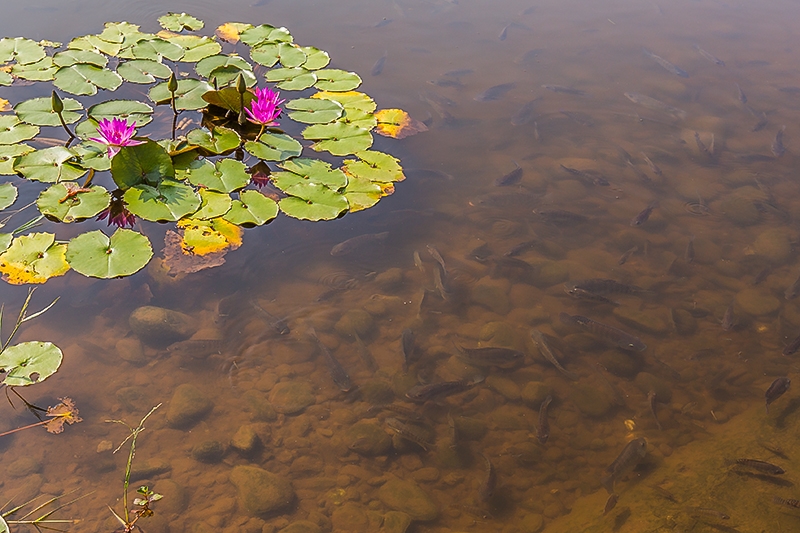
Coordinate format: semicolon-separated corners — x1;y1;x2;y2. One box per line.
51;91;75;141
236;72;247;126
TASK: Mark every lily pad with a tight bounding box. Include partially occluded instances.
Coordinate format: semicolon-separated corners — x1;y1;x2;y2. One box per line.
239;25;293;47
0;182;17;211
265;67;316;91
343;150;405;182
0;71;11;87
338;107;378;130
0;37;46;65
159;13;205;32
66;228;153;279
124;180;201;222
178;217;242;254
299;47;330;70
37;183;110;222
13;146;87;183
149;78;215;110
302;122;373;156
127;37;184;62
279;182;349;221
0;232;69;284
314;69;362;92
215;22;253;44
112;140;175;189
286;98;343;124
275;158;347;189
164;35;221;62
196;54;253;78
0;115;39;145
312;91;376;113
11;57;57;81
223;190;278;226
343;174;386;212
68;34;122;57
0;233;11;252
88;99;154;127
0;341;63;387
72;140;112;171
244;133;303;161
0;144;34;175
54;63;123;96
15;96;83;126
193;189;233;219
186;126;241;155
201;87;254;113
53;49;108;68
117;59;173;83
374;108;428;139
250;42;305;68
179;158;249;192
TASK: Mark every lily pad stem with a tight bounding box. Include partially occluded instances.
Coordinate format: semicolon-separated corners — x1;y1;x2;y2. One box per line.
82;169;95;188
256;124;265;143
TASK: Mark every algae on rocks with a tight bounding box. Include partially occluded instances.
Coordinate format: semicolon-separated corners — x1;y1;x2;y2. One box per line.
230;465;295;516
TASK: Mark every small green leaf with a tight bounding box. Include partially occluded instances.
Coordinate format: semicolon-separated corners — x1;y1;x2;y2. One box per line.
186;126;241;155
278;182;349;221
201;87;254;113
250;42;304;68
166;35;221;62
0;233;11;253
244;134;303;161
124;180;201;222
54;64;123;96
312;90;376;113
314;69;362;92
302;122;373;156
13;147;87;183
66;228;153;279
286;98;343;124
37;184;110;222
0;37;46;65
265;67;316;91
275;158;347;190
194;189;233;219
337;107;377;130
149;78;214;110
343;175;385;212
158;12;205;32
0;182;17;211
196;54;253;78
128;38;184;62
223;189;278;226
117;59;173;83
71;140;112;171
111;140;175;189
0;115;39;145
0;232;70;284
0;144;34;175
0;71;12;86
68;34;122;56
299;47;330;70
178;158;249;193
11;57;57;81
239;25;293;47
15;96;83;126
53;49;108;68
0;341;63;386
343;150;405;182
88;99;154;127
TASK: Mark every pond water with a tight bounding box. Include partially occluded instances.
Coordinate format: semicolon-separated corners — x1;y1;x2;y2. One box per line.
3;0;800;532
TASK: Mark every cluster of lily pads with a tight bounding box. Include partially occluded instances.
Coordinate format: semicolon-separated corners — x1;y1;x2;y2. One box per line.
0;13;421;284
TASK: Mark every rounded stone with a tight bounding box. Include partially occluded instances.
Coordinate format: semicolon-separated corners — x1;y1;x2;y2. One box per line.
229;465;295;516
521;382;552;408
486;375;520;401
374;268;404;291
231;425;260;455
116;337;146;364
344;422;392;456
754;229;792;264
377;478;439;521
736;288;781;316
331;503;369;533
278;521;320;533
191;440;225;463
471;277;511;315
598;350;642;378
383;512;412;533
519;513;544;533
571;384;613;417
129;306;196;346
612;306;670;335
7;457;41;478
720;194;760;226
335;309;375;337
671;309;697;335
269;381;315;415
154;479;188;515
167;384;213;429
359;379;395;405
534;262;570;288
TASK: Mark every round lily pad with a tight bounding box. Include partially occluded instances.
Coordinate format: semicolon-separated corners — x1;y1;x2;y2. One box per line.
0;144;34;175
178;217;242;254
149;78;215;110
265;67;316;91
314;69;362;92
165;35;221;62
66;228;153;279
71;140;112;171
0;512;8;532
13;146;87;183
124;180;201;222
0;232;69;284
223;190;278;226
279;182;349;221
0;37;46;65
250;42;305;68
275;158;347;189
196;54;253;78
111;140;175;189
0;341;63;387
338;107;378;130
286;98;343;124
129;38;184;62
215;22;253;44
299;47;330;70
53;49;108;68
186;126;241;155
69;34;122;57
159;12;205;32
343;175;386;212
312;90;376;113
201;87;254;114
179;158;249;193
302;122;373;156
0;182;17;211
15;96;83;126
0;233;11;253
54;64;123;96
11;57;57;81
117;59;173;83
343;150;405;182
194;189;233;219
37;183;110;222
244;133;303;161
239;25;293;47
88;99;154;127
0;115;39;145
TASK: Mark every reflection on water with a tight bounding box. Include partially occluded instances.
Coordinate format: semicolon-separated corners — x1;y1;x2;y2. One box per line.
6;0;800;532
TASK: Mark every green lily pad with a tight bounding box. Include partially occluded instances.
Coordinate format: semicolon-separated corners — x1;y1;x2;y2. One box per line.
13;147;87;183
0;233;10;252
244;134;303;161
343;174;386;212
223;189;278;226
0;144;34;175
165;35;221;62
66;228;153;278
299;47;330;70
68;34;122;57
186;126;241;155
71;140;111;171
53;49;107;68
194;189;233;219
201;87;254;113
312;90;376;113
149;78;215;110
159;12;205;32
124;180;201;222
0;37;46;65
239;25;293;47
279;182;349;221
338;107;377;130
0;341;63;387
87;99;154;127
314;69;362;92
209;65;257;87
196;54;253;77
286;98;343;124
0;232;69;284
265;67;316;91
178;158;249;193
111;140;175;189
275;158;347;189
250;42;305;68
1;513;8;533
102;22;151;50
11;57;57;81
128;38;184;62
37;183;110;222
0;71;11;86
0;115;39;145
54;64;123;96
302;122;373;156
15;96;83;126
0;182;17;211
117;59;173;83
343;150;405;182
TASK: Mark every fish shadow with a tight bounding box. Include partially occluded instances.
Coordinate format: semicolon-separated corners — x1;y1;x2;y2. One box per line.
731;470;794;487
773;396;800;428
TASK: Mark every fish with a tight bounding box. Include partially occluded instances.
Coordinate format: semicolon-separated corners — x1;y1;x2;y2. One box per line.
443;68;473;77
639;152;662;177
456;345;525;368
478;454;497;501
511;98;541;126
428;78;464;88
559;165;609;186
368;402;426;421
618;246;638;265
559;313;647;352
785;272;800;300
630;202;657;226
601;438;648;493
385;417;435;450
530;329;579;380
565;279;645;296
371;53;387;76
504;239;538;257
753;267;770;285
468;242;492;262
401;328;416;370
648;390;662;431
783;333;800;356
353;332;378;372
498;23;511;41
643;48;689;78
765;377;791;412
752;111;768;132
694;131;714;158
495;162;523;186
405;378;480;403
374;18;393;28
474;83;515;101
250;300;291;335
413;250;424;272
308;328;352;392
772;126;786;157
330;232;389;256
735;83;747;104
693;45;724;66
721;304;735;331
685;236;695;264
734;459;785;475
166;339;223;359
603;493;618;515
432;263;451;301
780;86;800;95
535;209;588;226
536;395;553;444
623;92;686;120
541;85;586;96
565;287;618;305
559;110;593;126
426;244;447;275
516;48;545;64
687;507;729;521
773;496;800;508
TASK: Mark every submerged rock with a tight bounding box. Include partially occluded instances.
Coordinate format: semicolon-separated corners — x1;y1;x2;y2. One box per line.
230;465;295;516
116;337;146;364
735;288;781;316
471;277;511;315
344;421;392;456
335;309;375;336
269;381;315;415
231;425;260;455
377;477;439;521
383;511;412;533
613;306;670;335
167;384;213;429
191;440;225;463
278;521;321;533
753;229;792;264
129;306;196;346
571;384;613;417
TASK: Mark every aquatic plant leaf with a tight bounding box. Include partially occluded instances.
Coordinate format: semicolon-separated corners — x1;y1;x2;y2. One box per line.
37;183;110;222
216;22;253;44
0;37;46;65
0;182;17;211
342;175;387;212
0;512;7;533
302;122;373;156
338;107;377;130
11;57;57;81
286;98;343;124
149;78;215;110
66;228;153;278
223;189;278;226
244;134;303;161
0;341;63;386
178;217;242;255
0;115;39;145
15;96;83;126
0;71;11;87
13;147;87;183
0;232;69;284
159;12;205;32
0;144;33;175
275;158;347;189
100;21;146;44
117;59;173;83
0;99;9;112
165;35;221;62
186;126;241;155
129;38;184;62
239;25;293;47
278;182;348;221
44;397;82;434
68;34;122;56
111;140;175;189
201;87;254;113
124;180;201;222
277;45;307;68
250;42;304;68
88;99;154;127
71;140;111;171
265;67;316;90
374;108;428;138
196;54;252;77
53;49;107;68
178;157;249;192
299;46;330;70
0;233;11;252
208;65;256;88
311;90;376;113
314;69;362;92
54;64;123;95
193;189;233;219
342;150;405;182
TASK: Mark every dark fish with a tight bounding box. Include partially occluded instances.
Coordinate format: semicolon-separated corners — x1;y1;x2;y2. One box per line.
308;328;352;392
474;83;515;101
401;328;416;370
765;377;790;412
385;417;435;450
772;126;786;157
511;98;541;126
353;332;378;372
618;246;638;265
517;48;545;64
498;23;511;41
443;68;473;77
428;78;464;88
694;131;713;158
753;266;770;285
752;111;768;132
405;378;478;403
785;272;800;300
478;454;497;501
601;438;648;493
374;18;393;28
504;239;537;257
735;83;747;104
734;458;785;475
530;329;578;380
630;202;657;226
559;110;593;126
643;48;689;78
166;339;223;359
779;86;800;95
371;53;387;76
426;244;447;275
603;493;618;515
783;333;800;356
468;242;492;262
685;236;695;263
565;287;618;305
721;304;735;331
368;402;426;421
251;300;290;335
457;345;525;368
536;395;553;444
559;165;609;186
559;313;647;352
693;45;724;66
495;162;523;186
648;390;662;431
541;85;586;96
773;496;800;508
624;92;686;120
687;507;729;520
330;232;389;256
432;263;451;301
639;152;662;177
565;279;645;296
535;209;588;226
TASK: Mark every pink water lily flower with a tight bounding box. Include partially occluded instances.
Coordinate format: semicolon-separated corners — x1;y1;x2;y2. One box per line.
89;118;144;158
245;87;285;127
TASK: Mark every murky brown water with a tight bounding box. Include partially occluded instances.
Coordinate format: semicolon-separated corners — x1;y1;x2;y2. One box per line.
5;0;800;532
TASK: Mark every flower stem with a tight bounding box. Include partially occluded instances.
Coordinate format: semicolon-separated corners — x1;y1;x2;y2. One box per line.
57;112;75;141
256;124;265;143
82;169;95;188
0;419;49;438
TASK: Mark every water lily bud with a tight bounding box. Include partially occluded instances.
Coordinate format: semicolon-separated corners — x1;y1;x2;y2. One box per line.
167;71;178;92
51;91;63;114
236;73;247;94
